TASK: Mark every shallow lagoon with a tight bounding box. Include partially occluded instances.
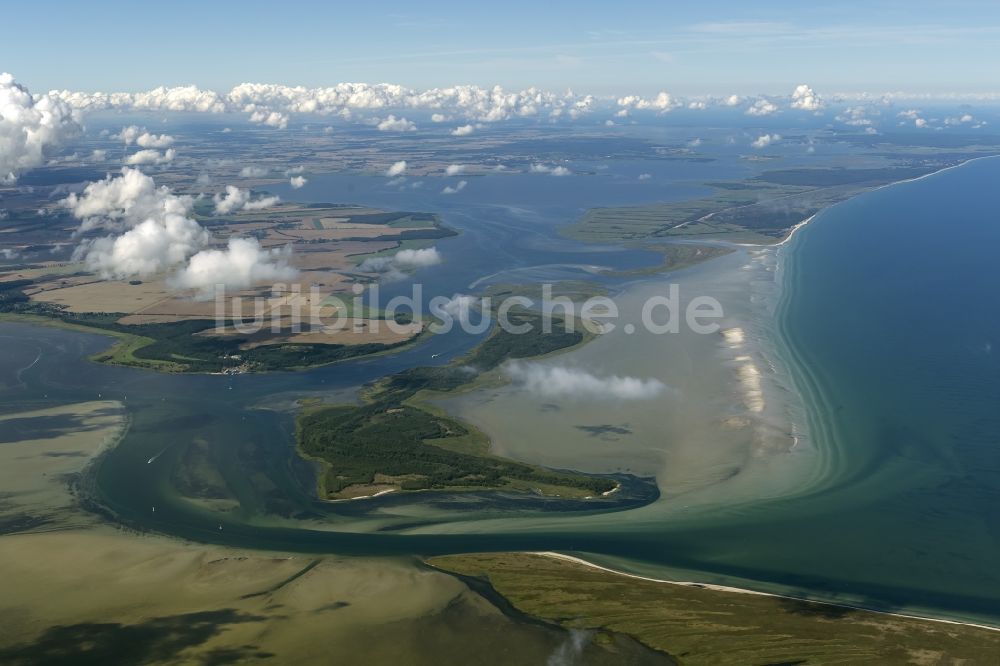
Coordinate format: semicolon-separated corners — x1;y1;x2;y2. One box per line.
440;248;815;513
3;158;1000;624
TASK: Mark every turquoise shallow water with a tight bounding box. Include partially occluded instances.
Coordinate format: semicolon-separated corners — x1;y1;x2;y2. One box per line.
759;156;1000;616
2;158;999;624
579;157;1000;621
582;155;1000;622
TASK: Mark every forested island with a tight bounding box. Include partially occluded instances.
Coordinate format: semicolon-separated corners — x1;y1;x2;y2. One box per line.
298;311;619;499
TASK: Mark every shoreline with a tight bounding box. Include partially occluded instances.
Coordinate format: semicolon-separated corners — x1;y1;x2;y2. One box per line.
764;153;1000;250
582;152;1000;633
7;155;1000;636
0;311;430;376
532;551;1000;633
498;154;1000;632
774;213;815;247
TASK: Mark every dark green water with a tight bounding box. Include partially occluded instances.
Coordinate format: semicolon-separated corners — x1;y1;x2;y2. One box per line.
759;156;1000;618
3;158;999;624
590;155;1000;622
579;155;1000;623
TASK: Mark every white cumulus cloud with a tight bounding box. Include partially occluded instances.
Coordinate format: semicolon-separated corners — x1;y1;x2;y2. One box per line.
835;106;874;126
751;133;782;149
376;115;416;131
114;125;142;144
0;72;82;182
38;78;844;131
441;180;467;194
530;163;571;176
289;175;307;189
617;91;676;112
169;237;297;297
945;113;975;125
213;185;280;215
62;168;209;278
249;110;288;129
75;216;208;279
790;84;823;111
358;246;442;279
745;99;778;116
138;132;174;148
504;362;668;401
65;169;295;289
62;167;191;232
125;148;175;165
385;160;407;177
115;125;175;148
392;247;441;269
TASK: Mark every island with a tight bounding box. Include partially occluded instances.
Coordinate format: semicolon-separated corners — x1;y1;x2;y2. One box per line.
297;310;619;499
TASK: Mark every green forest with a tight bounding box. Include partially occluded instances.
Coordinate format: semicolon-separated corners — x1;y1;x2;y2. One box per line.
298;311;617;497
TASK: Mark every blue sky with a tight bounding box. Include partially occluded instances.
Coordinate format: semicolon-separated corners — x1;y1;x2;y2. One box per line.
4;1;999;95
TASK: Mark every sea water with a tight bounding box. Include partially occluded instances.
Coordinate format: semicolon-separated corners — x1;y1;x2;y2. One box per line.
3;158;999;623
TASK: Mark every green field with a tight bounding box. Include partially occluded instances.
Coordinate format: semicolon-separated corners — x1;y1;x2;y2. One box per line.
0;309;412;374
562;160;971;245
603;243;734;277
430;553;1000;665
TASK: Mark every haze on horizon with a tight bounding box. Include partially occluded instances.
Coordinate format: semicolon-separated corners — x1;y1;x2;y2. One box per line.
4;0;1000;96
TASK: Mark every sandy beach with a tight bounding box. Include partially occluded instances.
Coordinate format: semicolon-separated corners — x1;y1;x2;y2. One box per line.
437;246;817;524
533;552;1000;632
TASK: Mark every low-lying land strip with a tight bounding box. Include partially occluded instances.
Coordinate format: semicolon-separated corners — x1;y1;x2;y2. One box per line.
564;159;979;244
298;310;618;499
429;552;1000;665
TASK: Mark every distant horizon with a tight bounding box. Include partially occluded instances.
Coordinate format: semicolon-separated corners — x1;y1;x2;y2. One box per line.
5;0;1000;96
22;77;1000;103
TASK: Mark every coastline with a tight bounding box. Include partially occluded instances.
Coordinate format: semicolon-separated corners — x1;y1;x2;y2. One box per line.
0;311;430;376
774;213;815;247
532;552;1000;632
5;155;1000;638
767;154;1000;249
741;153;1000;493
481;154;1000;628
429;551;1000;663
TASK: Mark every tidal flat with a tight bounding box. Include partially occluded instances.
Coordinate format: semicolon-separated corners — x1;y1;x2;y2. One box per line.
3;120;1000;662
0;398;664;665
424;157;1000;625
436;246;815;520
